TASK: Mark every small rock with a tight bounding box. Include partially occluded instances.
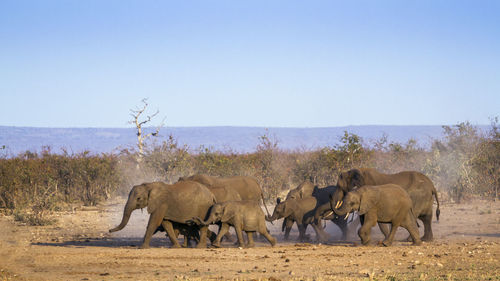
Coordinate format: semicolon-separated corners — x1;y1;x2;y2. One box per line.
289;271;295;275
285;258;290;262
437;263;443;267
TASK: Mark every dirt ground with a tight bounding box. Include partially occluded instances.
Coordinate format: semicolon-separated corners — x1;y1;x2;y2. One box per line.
1;198;499;281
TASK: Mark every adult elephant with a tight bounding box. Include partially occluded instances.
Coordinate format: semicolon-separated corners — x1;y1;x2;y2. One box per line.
332;168;440;241
109;181;216;248
331;184;422;246
178;174;271;217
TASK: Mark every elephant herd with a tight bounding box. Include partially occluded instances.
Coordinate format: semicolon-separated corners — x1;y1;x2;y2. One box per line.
109;169;440;248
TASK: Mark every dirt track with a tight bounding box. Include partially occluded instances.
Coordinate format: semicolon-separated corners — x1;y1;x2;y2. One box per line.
1;199;499;280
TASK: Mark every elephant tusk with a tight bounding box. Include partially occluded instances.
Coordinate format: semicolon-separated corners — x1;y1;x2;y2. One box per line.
344;212;350;220
334;201;340;209
325;211;333;217
338;201;343;208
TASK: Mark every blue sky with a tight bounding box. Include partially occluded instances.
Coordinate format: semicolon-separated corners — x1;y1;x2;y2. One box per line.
1;0;499;128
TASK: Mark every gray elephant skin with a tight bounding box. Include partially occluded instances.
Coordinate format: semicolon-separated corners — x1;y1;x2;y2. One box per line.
109;181;216;248
333;168;440;241
193;200;276;248
267;196;328;242
332;184;422;246
281;181;348;241
179;174;271;217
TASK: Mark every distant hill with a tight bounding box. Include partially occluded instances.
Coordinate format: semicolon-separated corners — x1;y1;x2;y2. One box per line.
0;125;488;156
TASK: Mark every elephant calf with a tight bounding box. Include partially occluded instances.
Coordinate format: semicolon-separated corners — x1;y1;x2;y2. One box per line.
267;197;329;242
332;184;422;246
154;221;216;248
192;201;276;248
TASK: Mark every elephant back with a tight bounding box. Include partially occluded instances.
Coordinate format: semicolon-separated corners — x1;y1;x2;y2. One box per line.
218;176;263;201
163;181;216;224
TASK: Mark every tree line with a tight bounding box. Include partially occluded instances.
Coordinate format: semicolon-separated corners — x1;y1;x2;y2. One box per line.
0;120;498;225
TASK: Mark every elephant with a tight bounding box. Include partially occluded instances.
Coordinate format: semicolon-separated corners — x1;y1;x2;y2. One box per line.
280;181;345;241
266;197;328;242
109;181;216;249
280;180;317;240
331;184;422;246
286;180;316;200
312;201;349;241
192;200;276;248
178;174;271;218
333;168;440;241
154;221;216;248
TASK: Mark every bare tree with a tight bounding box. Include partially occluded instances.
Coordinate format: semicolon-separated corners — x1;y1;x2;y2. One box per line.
129;98;165;158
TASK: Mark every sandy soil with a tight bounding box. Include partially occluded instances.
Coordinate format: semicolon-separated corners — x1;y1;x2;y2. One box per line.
1;198;499;281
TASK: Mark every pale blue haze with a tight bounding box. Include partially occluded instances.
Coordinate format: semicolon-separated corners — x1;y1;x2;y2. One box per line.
1;1;499;127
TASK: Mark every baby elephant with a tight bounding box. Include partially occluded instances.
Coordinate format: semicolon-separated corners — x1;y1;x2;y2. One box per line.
192;201;276;248
332;184;422;246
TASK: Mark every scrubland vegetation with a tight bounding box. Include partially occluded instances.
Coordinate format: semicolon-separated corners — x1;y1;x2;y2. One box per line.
1;120;498;225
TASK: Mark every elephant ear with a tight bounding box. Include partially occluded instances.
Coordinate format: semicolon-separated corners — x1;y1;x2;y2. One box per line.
358;188;379;215
349;169;365;190
221;204;234;222
147;187;167;214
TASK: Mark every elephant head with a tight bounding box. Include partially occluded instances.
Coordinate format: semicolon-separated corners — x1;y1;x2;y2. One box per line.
331;187;378;218
193;203;233;225
330;169;365;210
286;180;316;200
337;169;365;192
266;198;293;222
109;182;167;233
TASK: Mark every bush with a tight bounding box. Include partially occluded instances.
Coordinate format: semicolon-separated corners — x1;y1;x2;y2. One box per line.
1;119;498;219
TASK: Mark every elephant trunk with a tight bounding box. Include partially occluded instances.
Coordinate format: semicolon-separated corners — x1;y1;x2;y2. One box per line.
109;200;134;233
314;203;331;224
331;198;349;218
266;209;282;222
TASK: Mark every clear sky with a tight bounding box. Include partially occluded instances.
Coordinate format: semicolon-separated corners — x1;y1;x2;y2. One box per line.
1;0;499;128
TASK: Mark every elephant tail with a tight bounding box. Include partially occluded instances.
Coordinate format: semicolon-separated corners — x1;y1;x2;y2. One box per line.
261;192;272;219
433;187;440;221
410;208;420;228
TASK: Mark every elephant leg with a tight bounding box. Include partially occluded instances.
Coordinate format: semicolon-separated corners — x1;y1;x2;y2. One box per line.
382;213;405;247
162;221;182;248
378;223;390;239
213;223;230;248
297;224;307;242
311;222;329;243
284;218;294;241
420;213;433;241
334;218;348;241
258;226;277;246
207;230;217;243
358;213;376;245
141;211;165;249
196;225;209;248
233;222;245;247
246;231;255;247
402;214;422;246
